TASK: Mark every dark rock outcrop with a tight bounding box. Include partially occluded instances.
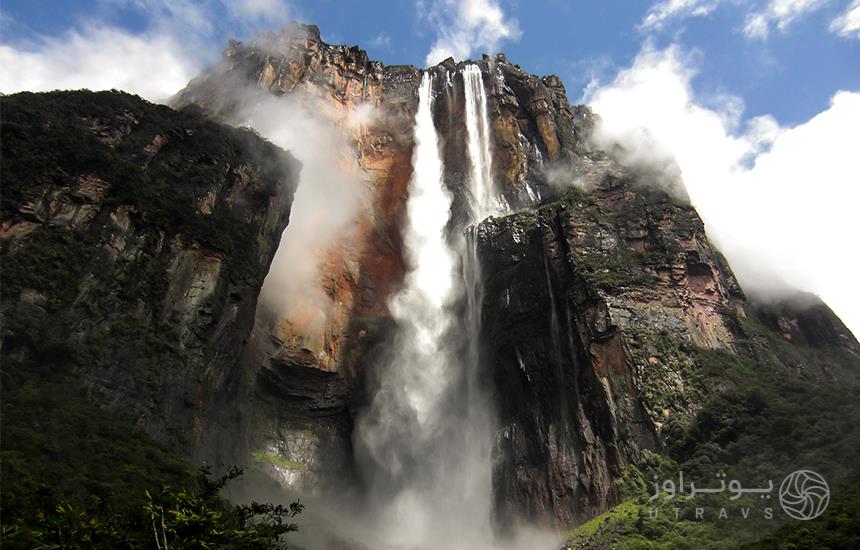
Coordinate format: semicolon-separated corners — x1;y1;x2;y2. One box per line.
0;90;299;466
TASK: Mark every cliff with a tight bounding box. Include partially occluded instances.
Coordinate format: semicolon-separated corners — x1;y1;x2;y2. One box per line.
170;23;860;531
0;90;299;475
478;160;860;529
3;22;859;543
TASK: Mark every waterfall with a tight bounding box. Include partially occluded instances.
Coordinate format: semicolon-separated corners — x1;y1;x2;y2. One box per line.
355;71;493;549
463;64;497;220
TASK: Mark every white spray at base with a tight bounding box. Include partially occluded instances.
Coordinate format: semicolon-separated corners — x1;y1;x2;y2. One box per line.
354;68;497;549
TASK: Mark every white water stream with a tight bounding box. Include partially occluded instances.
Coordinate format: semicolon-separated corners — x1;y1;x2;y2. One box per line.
355;66;524;549
463;64;498;221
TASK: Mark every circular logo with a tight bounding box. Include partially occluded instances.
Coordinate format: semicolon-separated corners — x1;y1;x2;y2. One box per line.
779;469;830;520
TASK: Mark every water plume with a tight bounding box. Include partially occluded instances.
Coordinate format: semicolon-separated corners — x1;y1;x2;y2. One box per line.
354;66;501;549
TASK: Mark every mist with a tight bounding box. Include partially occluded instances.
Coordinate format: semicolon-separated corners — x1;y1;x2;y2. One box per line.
583;43;860;337
229;89;369;328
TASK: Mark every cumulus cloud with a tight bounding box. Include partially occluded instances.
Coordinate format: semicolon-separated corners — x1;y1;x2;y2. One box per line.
0;26;196;102
639;0;722;31
744;0;829;39
830;0;860;37
420;0;521;66
0;0;292;103
586;44;860;337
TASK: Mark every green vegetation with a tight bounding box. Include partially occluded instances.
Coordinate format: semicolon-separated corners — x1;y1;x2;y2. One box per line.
0;90;302;548
624;328;713;420
742;476;860;549
567;314;860;548
0;90;292;284
1;467;303;549
0;226;99;308
576;247;656;292
2;345;305;548
252;452;308;471
1;351;192;517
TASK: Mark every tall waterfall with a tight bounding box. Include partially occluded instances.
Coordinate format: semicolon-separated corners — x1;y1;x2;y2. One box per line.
462;64;497;221
461;65;497;502
355;71;494;549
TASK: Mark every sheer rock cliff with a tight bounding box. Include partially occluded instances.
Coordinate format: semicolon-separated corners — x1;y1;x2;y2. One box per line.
3;22;859;533
172;22;860;527
1;91;299;466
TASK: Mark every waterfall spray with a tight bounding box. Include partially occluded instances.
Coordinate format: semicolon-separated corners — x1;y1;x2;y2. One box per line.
355;71;494;549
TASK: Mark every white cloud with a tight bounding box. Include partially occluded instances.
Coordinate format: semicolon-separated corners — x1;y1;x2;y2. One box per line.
586;44;860;338
371;32;392;48
770;0;829;29
236;91;367;321
639;0;722;31
830;0;860;37
744;0;830;39
638;0;837;38
420;0;521;66
743;12;771;38
0;25;196;102
0;0;292;103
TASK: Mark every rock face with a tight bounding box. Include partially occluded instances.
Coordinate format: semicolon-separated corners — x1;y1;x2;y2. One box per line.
5;24;859;535
476;162;746;526
171;23;860;528
173;22;425;490
0;90;299;465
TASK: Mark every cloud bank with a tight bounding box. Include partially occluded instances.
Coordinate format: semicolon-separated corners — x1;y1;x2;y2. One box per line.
0;26;195;102
586;44;860;337
0;0;292;103
420;0;521;66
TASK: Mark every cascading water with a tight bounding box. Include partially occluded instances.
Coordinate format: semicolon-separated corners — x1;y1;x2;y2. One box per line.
355;70;494;549
462;64;498;221
461;64;498;479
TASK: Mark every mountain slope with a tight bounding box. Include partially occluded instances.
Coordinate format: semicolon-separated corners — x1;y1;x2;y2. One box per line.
0;90;299;516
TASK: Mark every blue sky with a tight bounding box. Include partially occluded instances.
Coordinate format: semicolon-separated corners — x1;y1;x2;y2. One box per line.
1;0;859;334
2;0;858;125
